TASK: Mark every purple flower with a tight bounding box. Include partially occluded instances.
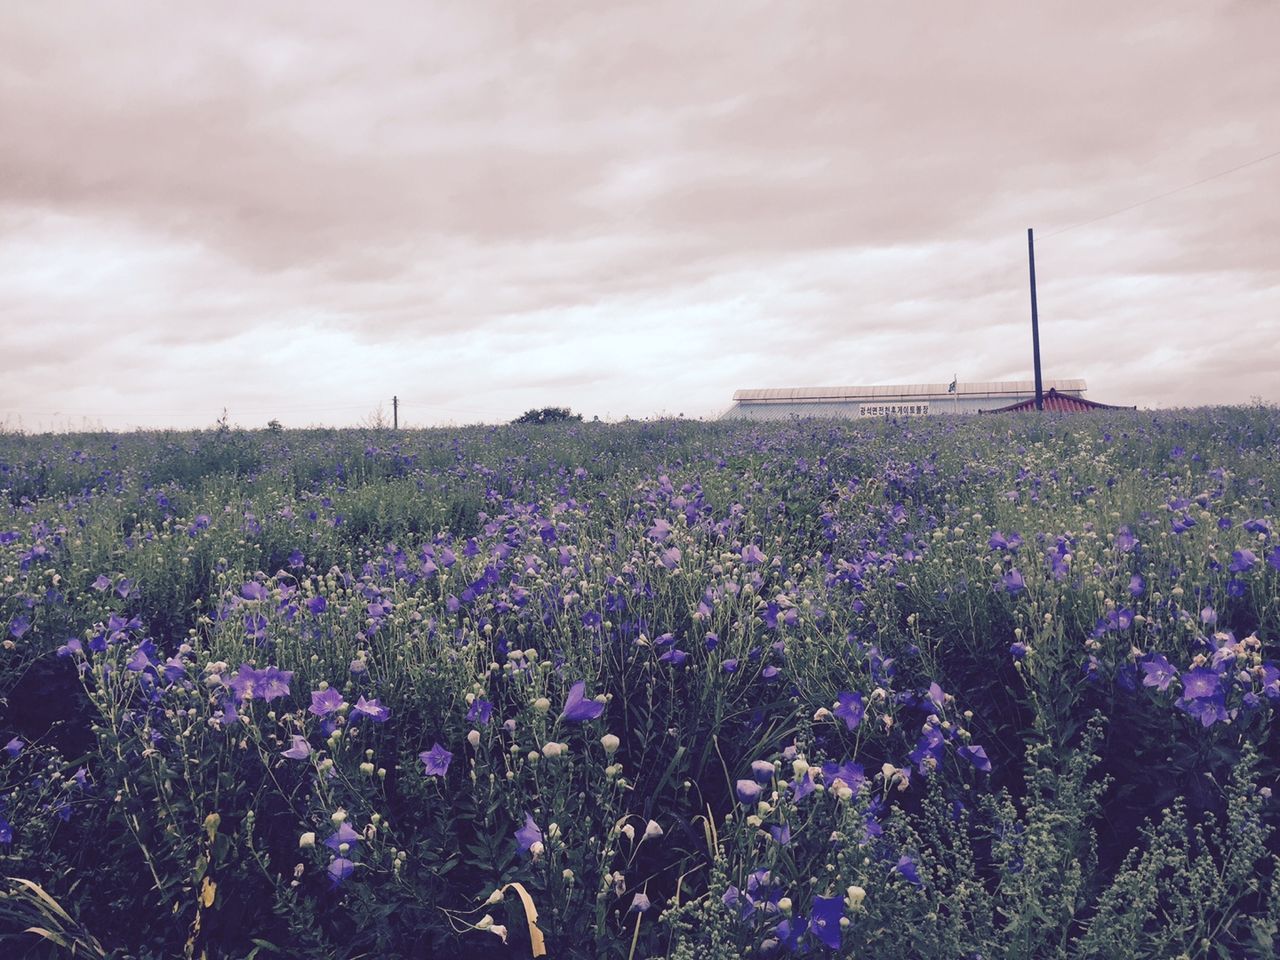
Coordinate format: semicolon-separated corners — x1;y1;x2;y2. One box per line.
773;916;808;951
228;663;261;702
833;690;865;730
243;613;268;642
791;770;816;802
515;813;543;854
629;892;651;914
257;666;293;701
309;688;346;717
1261;663;1279;702
1128;574;1145;597
419;743;453;777
741;543;767;565
722;659;739;674
282;735;312;760
307;596;328;615
1178;694;1230;728
957;745;991;772
466;697;494;725
91;574;112;591
646;518;672;542
810;895;844;950
1000;569;1026;595
894;853;922;886
1010;641;1029;662
735;779;762;805
1115;527;1138;552
659;546;682;570
927;681;945;709
125;645;154;673
160;656;187;683
560;681;604;722
1141;654;1176;692
327;857;355;887
658;648;688;667
909;726;945;773
1229;549;1258;573
241;581;268;602
1181;667;1221;700
1267;547;1280;572
750;760;775;783
3;737;23;758
989;531;1022;552
821;760;865;793
325;822;361;851
352;696;390;723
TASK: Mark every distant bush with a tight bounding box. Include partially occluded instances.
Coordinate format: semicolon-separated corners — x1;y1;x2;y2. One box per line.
513;406;584;425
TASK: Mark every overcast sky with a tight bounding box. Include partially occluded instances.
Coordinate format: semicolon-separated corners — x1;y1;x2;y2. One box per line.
2;1;1277;431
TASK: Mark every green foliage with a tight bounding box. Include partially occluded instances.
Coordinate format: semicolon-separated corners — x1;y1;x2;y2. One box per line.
512;406;584;425
0;411;1277;957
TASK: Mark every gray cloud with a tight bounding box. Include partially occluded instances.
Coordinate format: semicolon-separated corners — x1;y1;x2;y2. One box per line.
1;1;1277;430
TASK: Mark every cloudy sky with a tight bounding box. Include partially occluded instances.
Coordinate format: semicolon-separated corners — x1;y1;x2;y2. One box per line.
2;1;1277;431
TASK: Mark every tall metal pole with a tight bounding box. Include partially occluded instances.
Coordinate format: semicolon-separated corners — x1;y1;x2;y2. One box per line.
393;396;399;430
1027;228;1044;411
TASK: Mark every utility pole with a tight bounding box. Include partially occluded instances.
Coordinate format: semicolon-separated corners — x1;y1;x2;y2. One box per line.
1027;228;1044;411
392;396;398;430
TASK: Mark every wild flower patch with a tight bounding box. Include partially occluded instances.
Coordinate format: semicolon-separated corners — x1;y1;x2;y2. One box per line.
0;411;1277;958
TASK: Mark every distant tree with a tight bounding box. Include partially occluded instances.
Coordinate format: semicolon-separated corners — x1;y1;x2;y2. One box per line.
513;406;584;425
360;403;391;430
266;419;283;433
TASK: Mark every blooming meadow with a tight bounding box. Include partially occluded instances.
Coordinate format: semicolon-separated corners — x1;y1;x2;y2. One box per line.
0;410;1277;958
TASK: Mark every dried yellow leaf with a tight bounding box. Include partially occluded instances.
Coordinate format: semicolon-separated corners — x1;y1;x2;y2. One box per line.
498;882;546;957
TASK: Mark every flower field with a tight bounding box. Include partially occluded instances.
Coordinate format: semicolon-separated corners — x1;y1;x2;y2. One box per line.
0;411;1277;959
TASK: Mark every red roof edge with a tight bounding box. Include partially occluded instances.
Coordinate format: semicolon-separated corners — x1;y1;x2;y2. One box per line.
980;388;1135;414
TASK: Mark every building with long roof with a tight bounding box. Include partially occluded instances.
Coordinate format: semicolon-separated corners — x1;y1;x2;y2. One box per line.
722;380;1087;420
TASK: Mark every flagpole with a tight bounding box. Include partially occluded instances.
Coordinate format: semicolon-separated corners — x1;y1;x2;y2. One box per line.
1028;228;1044;411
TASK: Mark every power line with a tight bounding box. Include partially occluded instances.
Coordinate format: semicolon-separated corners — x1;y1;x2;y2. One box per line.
1042;146;1280;239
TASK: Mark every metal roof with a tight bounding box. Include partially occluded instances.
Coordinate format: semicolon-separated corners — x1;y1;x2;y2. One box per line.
732;380;1087;403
